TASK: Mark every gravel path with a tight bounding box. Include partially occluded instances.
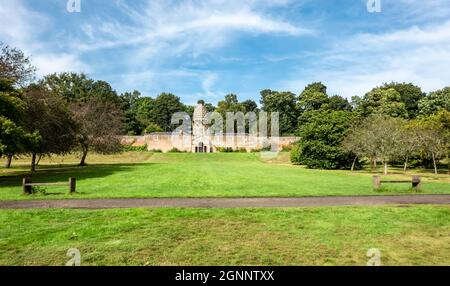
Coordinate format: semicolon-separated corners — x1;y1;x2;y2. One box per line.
1;195;450;209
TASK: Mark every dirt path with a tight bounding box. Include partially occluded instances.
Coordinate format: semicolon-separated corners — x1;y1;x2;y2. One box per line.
1;195;450;209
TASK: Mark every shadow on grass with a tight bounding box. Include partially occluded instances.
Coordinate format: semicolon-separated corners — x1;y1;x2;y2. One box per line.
0;163;158;188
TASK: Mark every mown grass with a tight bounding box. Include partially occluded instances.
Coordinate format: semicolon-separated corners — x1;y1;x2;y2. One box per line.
1;152;450;200
0;206;449;266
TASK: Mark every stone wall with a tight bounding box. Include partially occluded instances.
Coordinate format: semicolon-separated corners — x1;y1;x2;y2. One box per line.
122;134;298;153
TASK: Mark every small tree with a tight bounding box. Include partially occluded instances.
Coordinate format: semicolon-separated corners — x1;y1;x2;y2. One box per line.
342;119;367;171
398;126;421;172
70;98;125;166
409;119;448;175
342;114;407;175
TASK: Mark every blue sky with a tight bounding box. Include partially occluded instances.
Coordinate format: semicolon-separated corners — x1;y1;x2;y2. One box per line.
1;0;450;105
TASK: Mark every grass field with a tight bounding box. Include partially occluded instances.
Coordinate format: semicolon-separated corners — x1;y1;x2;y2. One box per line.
1;152;450;200
1;206;449;266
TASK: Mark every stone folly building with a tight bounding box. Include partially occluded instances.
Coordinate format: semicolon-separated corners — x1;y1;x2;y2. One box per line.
122;101;298;153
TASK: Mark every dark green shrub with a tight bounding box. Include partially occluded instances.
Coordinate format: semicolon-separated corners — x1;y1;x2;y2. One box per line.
122;144;148;152
216;147;234;153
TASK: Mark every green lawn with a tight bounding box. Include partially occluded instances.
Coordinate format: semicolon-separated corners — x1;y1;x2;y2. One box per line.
1;206;449;266
1;152;450;200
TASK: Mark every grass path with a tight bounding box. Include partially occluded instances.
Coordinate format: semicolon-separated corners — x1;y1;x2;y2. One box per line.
1;152;450;200
1;206;449;266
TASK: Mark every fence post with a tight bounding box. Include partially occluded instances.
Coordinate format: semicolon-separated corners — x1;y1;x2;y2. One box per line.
23;177;32;195
373;176;381;190
412;175;421;191
69;178;76;194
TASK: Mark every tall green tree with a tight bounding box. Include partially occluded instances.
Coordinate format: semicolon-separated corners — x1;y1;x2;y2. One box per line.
0;79;40;168
381;82;425;118
149;93;186;132
419;87;450;116
297;82;329;113
120;90;147;135
41;73;120;104
260;90;298;135
353;88;408;118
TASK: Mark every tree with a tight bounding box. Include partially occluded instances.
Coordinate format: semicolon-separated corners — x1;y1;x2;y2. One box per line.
419;87;450;116
381;82;425;118
408;115;449;175
0;79;40;168
341;119;367;172
41;72;121;104
342;114;408;175
326;95;352;112
149;93;186;132
0;42;36;86
260;90;298;135
241;99;258;113
143;122;163;134
23;84;77;171
291;110;356;169
297;82;329;113
120;90;147;135
353;88;408;118
70;98;125;166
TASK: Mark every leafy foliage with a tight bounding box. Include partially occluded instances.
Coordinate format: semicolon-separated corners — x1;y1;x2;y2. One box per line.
260;89;298;135
292;110;355;169
419;87;450;116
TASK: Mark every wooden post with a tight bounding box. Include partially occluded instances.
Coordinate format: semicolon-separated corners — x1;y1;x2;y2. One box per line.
373;176;381;190
23;177;32;195
69;178;76;194
412;175;421;191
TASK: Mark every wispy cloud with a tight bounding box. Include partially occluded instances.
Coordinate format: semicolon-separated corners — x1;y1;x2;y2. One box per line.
280;19;450;97
0;0;89;78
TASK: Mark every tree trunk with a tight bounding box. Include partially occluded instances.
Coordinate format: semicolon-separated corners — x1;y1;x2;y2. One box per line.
79;147;88;166
403;157;409;173
5;155;12;168
432;152;438;175
384;161;388;176
351;156;358;172
36;154;43;166
31;153;37;172
447;154;450;175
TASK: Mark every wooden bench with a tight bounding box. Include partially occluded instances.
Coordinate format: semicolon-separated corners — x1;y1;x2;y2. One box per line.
22;177;76;195
373;175;421;191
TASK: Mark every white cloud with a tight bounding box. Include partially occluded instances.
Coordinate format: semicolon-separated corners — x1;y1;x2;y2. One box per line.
280;20;450;97
73;0;312;56
0;0;88;79
72;0;312;97
33;53;91;77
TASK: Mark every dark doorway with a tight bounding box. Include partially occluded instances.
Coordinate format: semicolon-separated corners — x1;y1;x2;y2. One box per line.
197;142;205;153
